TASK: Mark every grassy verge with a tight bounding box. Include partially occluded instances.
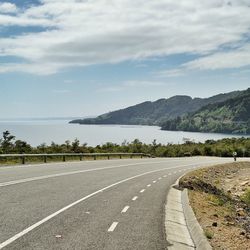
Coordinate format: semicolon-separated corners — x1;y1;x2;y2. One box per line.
0;155;143;166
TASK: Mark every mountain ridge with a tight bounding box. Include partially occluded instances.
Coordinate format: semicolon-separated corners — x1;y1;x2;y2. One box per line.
161;88;250;134
70;89;242;127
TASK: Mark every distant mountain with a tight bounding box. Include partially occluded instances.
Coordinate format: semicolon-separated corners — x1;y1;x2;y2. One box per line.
70;90;241;126
161;88;250;134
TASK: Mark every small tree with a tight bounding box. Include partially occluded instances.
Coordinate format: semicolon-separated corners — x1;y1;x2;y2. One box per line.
72;138;80;153
1;131;15;153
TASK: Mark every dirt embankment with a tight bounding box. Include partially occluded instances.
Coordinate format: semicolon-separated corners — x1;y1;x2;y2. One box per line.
180;162;250;250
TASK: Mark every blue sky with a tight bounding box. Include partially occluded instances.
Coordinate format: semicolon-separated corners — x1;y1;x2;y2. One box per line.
0;0;250;118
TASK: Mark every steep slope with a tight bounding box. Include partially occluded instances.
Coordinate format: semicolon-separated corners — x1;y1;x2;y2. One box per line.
161;88;250;134
70;90;240;126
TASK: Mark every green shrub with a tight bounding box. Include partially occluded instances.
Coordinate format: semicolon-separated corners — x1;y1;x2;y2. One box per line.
241;189;250;205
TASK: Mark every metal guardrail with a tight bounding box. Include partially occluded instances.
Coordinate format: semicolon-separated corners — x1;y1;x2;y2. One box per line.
0;153;152;164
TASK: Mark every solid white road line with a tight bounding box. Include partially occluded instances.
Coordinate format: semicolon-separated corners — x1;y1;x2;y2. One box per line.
147;184;151;187
0;158;231;187
140;189;145;193
108;222;119;232
2;157;204;170
121;206;130;213
132;196;138;201
0;160;226;249
0;160;176;188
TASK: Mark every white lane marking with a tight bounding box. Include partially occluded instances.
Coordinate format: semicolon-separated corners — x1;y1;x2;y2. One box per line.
158;177;162;180
0;160;177;188
0;161;224;249
168;173;172;176
163;175;167;177
121;206;130;213
2;157;203;170
153;180;156;183
108;222;119;232
132;196;138;201
0;158;231;187
147;184;151;187
140;189;145;193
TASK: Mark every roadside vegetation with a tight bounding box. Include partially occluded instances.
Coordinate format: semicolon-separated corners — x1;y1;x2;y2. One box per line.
0;131;250;158
180;162;250;249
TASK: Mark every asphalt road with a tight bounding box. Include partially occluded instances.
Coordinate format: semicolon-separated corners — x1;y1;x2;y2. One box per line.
0;157;233;250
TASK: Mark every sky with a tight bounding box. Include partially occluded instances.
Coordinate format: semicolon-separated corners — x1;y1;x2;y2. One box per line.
0;0;250;118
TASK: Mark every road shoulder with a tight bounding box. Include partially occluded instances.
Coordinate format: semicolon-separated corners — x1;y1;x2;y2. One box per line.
165;177;211;250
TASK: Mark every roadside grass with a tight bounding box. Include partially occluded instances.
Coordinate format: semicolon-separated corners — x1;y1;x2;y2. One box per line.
207;193;226;206
0;155;143;166
241;189;250;205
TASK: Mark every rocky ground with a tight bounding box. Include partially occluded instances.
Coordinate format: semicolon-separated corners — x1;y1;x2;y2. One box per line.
180;161;250;250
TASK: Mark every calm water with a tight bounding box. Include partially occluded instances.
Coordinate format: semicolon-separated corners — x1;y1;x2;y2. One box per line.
0;119;248;146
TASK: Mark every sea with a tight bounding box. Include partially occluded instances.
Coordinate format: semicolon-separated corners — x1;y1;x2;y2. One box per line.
0;119;248;147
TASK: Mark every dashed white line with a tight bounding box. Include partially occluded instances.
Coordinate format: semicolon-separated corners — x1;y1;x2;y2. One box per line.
158;177;162;180
121;206;130;213
108;222;119;232
163;175;167;177
140;189;145;193
153;180;157;183
132;196;138;201
147;184;151;187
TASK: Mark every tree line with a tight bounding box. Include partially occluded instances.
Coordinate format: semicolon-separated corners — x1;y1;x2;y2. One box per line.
0;130;249;157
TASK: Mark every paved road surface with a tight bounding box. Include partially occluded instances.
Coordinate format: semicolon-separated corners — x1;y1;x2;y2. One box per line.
0;157;233;250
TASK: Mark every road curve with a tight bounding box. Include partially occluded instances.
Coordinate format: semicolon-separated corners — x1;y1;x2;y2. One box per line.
0;157;232;250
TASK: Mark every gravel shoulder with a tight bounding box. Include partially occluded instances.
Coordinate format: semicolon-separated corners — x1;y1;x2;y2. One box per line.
179;162;250;250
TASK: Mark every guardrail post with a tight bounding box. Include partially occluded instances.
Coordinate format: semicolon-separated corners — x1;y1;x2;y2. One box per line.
44;155;47;163
119;154;122;159
80;155;83;161
108;155;110;160
94;155;96;160
21;156;25;164
141;154;143;158
63;155;66;162
130;154;133;159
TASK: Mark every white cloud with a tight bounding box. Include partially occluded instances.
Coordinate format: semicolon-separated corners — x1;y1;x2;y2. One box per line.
157;69;185;78
184;44;250;70
0;2;17;14
123;80;165;87
98;80;171;92
52;89;70;94
0;0;250;74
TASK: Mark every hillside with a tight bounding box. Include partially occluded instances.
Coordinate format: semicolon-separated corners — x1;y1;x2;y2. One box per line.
70;90;240;126
161;88;250;134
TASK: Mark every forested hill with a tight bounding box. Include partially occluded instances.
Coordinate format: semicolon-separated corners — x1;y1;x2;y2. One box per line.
161;88;250;134
70;90;240;126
